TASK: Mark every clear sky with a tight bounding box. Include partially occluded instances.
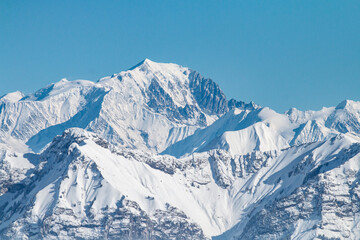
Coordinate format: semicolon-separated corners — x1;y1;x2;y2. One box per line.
1;1;359;112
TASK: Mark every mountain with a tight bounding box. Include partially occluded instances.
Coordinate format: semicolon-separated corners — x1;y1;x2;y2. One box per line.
0;59;360;239
0;59;234;154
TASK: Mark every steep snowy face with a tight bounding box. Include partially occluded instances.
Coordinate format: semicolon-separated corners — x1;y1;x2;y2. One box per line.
163;107;292;157
290;120;336;145
285;100;360;146
325;100;360;134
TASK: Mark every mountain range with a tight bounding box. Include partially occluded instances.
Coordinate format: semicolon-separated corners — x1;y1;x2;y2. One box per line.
1;59;360;239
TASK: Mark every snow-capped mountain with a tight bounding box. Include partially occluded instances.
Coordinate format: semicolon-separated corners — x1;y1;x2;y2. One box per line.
0;59;239;154
0;59;360;239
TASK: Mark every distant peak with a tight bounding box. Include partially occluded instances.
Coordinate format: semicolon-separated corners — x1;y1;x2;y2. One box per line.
129;58;155;70
336;100;352;110
335;99;360;111
0;91;24;102
138;58;153;65
286;107;300;115
53;78;69;87
143;58;153;63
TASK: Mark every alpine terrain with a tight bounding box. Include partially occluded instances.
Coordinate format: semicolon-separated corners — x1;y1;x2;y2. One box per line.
1;59;360;239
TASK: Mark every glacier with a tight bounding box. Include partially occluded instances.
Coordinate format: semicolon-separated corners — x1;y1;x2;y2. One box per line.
0;59;360;239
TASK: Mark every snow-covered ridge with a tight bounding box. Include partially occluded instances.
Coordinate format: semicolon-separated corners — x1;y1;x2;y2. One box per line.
2;58;358;156
164;101;360;157
1;59;360;239
2;128;360;239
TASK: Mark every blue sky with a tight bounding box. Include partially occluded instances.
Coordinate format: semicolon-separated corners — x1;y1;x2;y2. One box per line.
1;0;359;112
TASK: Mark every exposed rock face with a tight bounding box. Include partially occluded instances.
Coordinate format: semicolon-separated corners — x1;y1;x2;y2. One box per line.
227;99;258;110
146;78;205;126
189;71;228;115
2;198;206;240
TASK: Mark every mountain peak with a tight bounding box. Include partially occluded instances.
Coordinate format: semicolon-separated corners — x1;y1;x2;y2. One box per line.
0;91;24;103
335;99;360;111
336;100;350;109
129;58;156;70
142;58;153;64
